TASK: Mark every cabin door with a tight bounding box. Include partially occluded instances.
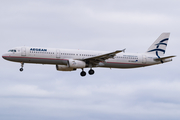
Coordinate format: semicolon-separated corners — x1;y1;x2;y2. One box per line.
56;49;60;58
142;55;146;64
21;47;26;56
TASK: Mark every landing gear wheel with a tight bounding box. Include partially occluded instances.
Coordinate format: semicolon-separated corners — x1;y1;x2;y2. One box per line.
80;71;86;77
20;62;24;72
88;69;95;75
20;68;23;72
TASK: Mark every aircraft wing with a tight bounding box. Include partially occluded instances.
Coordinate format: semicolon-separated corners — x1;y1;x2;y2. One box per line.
82;49;125;66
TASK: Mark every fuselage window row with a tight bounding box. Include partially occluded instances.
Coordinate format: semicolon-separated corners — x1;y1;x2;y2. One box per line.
30;51;54;54
28;51;139;59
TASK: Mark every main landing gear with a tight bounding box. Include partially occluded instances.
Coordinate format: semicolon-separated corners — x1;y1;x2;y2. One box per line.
88;69;95;75
19;62;24;72
80;70;86;77
80;69;95;77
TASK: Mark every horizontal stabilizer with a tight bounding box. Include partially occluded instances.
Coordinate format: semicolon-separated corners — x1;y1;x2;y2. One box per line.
154;55;176;61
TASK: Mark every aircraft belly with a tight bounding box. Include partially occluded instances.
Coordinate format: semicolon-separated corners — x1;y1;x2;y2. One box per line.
99;62;144;68
27;58;66;64
4;56;66;65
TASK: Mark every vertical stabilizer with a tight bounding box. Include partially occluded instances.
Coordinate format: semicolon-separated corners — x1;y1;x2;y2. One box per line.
146;33;170;57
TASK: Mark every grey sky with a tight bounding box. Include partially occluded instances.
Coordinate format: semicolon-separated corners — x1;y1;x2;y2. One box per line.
0;0;180;120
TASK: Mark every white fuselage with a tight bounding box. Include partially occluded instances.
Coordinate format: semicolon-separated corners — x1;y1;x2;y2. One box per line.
2;46;167;69
2;33;174;77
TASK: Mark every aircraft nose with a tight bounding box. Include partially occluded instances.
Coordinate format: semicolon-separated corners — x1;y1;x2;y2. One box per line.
2;54;5;59
2;53;7;60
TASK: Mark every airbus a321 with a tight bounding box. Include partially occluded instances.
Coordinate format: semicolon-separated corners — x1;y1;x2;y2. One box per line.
2;33;175;77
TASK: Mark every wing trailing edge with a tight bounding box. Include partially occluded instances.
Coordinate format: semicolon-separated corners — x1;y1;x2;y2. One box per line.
82;49;125;65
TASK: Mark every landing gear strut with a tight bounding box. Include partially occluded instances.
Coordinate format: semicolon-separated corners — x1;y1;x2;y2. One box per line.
88;69;95;75
80;69;86;77
19;62;24;72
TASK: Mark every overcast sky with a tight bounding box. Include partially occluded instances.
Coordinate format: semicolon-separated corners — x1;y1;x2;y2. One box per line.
0;0;180;120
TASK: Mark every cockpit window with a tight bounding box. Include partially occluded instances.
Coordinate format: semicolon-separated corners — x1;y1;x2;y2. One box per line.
8;49;16;52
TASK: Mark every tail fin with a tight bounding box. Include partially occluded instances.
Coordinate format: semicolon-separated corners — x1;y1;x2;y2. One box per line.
146;33;170;57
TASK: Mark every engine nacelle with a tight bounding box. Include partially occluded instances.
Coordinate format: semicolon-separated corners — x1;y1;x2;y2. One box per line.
56;65;76;71
56;60;85;71
68;59;86;68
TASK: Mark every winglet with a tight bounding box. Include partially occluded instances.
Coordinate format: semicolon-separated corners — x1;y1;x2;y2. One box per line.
122;48;126;53
115;49;125;53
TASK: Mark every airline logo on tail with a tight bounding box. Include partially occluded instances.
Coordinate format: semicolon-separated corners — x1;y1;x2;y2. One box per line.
147;38;168;58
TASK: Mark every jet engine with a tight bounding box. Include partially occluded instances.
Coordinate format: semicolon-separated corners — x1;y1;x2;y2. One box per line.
56;59;86;71
56;65;76;71
68;59;86;68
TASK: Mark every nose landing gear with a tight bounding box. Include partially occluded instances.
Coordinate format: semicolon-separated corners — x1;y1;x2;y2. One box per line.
20;68;23;71
19;62;24;72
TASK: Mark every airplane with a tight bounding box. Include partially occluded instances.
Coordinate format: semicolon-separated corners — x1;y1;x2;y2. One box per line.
2;33;175;77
